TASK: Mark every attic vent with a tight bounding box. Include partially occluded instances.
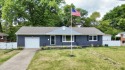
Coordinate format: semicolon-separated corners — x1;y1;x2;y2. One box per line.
62;26;66;30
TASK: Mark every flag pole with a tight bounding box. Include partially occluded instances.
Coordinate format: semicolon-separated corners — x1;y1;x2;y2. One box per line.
70;5;73;55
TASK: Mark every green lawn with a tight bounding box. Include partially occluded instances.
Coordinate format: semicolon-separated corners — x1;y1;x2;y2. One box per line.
92;47;125;68
0;49;20;64
28;47;125;70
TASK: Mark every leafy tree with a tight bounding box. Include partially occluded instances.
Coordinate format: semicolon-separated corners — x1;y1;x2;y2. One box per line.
0;8;2;32
63;4;88;26
97;20;122;39
90;11;100;26
2;0;65;26
0;0;5;32
83;17;92;27
90;11;100;20
1;0;65;41
103;4;125;31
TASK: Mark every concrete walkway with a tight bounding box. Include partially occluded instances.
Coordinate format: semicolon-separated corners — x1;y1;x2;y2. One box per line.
0;49;38;70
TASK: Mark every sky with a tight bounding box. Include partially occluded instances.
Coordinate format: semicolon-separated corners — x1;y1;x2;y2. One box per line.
65;0;125;19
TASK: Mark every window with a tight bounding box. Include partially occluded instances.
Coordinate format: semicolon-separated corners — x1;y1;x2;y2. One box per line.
62;35;74;42
0;36;3;39
123;35;125;38
89;36;93;40
89;36;98;41
93;36;97;40
122;41;125;43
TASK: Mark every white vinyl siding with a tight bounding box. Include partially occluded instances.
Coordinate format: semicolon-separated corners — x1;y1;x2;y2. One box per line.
123;35;125;38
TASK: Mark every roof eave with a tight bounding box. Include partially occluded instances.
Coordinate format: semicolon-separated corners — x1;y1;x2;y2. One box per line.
16;33;105;35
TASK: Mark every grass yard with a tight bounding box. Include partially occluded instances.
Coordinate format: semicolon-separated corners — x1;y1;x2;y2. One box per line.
92;47;125;68
0;49;20;64
28;47;125;70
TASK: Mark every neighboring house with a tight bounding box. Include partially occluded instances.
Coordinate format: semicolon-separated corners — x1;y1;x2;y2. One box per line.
16;26;104;48
0;33;8;42
116;32;125;46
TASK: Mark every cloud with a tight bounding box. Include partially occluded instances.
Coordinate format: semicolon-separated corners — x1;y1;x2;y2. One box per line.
65;0;125;19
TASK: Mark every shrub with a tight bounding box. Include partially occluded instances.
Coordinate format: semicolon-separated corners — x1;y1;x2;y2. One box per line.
17;47;24;50
40;46;83;50
76;46;82;49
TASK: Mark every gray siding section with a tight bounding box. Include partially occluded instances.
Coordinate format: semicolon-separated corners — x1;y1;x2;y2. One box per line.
75;35;102;46
56;35;102;46
17;35;50;47
17;35;102;47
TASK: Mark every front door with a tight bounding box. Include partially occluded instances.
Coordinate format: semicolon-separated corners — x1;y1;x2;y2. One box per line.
50;36;56;45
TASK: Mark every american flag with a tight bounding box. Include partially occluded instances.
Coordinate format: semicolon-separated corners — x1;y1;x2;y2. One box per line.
71;9;81;16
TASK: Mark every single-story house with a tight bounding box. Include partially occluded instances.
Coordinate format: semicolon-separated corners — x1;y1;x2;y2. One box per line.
16;26;105;48
0;33;8;42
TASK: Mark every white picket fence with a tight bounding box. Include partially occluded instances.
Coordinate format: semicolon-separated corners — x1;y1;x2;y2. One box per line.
0;42;17;49
0;41;121;49
103;40;121;46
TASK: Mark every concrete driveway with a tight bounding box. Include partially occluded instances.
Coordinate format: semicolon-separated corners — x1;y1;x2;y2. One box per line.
0;49;38;70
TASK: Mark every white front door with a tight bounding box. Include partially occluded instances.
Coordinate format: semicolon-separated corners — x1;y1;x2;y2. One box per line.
25;37;40;48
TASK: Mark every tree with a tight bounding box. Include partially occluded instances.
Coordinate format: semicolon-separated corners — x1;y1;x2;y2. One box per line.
1;0;65;41
90;12;100;20
2;0;65;26
90;11;100;26
83;17;92;27
97;20;122;39
103;4;125;31
0;8;2;32
63;4;88;26
0;0;5;32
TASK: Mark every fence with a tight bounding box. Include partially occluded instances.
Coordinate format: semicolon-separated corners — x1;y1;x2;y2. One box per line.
103;40;121;46
0;42;17;49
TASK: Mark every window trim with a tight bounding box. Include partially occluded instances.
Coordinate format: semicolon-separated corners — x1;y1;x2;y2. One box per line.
62;35;74;42
50;35;56;45
89;35;98;41
123;35;125;38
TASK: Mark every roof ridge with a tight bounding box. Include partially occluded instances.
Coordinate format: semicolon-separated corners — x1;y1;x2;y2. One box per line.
22;26;52;27
22;26;96;28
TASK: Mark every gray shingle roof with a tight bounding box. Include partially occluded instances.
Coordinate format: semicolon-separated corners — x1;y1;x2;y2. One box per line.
118;32;125;34
0;33;8;36
73;27;104;35
16;26;104;35
16;27;58;35
47;27;81;35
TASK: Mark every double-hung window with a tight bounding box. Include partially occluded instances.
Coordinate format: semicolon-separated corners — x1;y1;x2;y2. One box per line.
62;35;74;42
89;35;98;41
